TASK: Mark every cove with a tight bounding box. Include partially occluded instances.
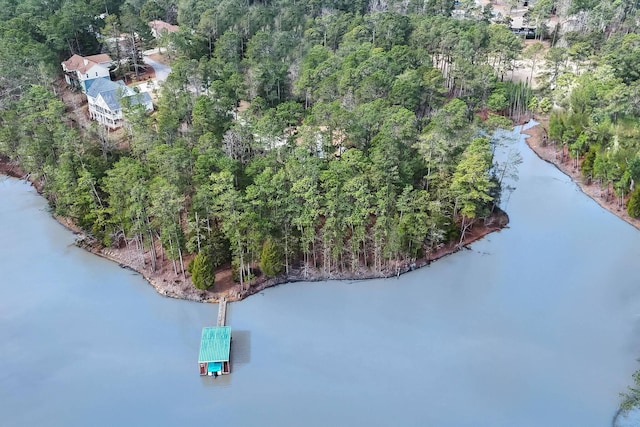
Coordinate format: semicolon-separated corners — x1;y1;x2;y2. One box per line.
1;123;640;427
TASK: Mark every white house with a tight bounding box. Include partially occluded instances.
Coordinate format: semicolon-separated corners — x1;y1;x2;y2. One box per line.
85;77;153;129
61;54;113;92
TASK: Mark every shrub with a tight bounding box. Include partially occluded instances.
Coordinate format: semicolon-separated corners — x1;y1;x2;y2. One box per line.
538;97;552;114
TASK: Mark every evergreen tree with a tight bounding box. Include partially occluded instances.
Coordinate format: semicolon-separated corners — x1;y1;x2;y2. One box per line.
260;238;283;278
627;188;640;218
189;252;215;290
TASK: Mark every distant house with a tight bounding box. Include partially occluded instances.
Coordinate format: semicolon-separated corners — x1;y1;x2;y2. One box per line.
148;20;179;38
85;77;153;129
295;125;348;158
61;54;113;92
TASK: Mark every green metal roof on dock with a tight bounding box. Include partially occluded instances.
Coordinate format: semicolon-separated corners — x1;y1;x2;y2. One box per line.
198;326;231;363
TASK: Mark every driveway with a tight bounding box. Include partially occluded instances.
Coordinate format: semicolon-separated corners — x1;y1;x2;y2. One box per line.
143;56;171;82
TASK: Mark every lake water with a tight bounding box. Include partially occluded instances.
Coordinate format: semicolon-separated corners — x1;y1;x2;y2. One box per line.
2;123;640;426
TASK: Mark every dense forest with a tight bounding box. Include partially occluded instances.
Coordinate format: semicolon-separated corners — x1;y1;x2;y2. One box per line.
535;0;640;216
0;0;524;286
4;0;632;288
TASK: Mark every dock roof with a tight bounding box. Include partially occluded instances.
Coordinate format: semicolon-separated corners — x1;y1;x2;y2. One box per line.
198;326;231;363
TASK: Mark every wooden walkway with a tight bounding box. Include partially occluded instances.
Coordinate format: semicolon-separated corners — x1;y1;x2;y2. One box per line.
217;297;227;327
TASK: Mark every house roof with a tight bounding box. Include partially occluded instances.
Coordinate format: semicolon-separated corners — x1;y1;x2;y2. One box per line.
87;77;152;112
85;54;113;64
87;78;128;110
86;77;125;99
62;54;113;74
149;20;179;34
129;92;153;107
100;89;126;110
101;89;152;111
198;327;231;363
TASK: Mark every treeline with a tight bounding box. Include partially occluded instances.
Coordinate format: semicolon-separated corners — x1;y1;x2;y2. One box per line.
0;0;526;287
533;0;640;218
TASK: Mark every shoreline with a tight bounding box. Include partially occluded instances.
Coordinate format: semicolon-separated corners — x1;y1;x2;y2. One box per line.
0;155;27;180
72;208;510;303
1;155;509;304
521;119;640;232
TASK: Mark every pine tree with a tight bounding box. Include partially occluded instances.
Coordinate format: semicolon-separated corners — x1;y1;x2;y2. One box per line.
260;238;283;278
190;253;215;290
627;188;640;218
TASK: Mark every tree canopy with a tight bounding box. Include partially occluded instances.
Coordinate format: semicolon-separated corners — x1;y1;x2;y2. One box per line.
0;0;525;285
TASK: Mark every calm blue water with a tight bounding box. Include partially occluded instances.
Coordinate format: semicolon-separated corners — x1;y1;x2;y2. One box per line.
2;124;640;426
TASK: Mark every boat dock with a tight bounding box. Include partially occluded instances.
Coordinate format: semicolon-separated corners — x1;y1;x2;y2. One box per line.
198;298;231;376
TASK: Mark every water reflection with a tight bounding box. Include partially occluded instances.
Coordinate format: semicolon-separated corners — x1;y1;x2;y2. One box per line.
230;330;252;365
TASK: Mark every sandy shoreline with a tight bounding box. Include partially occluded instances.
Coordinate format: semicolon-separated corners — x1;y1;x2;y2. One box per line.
1;155;509;304
521;119;640;231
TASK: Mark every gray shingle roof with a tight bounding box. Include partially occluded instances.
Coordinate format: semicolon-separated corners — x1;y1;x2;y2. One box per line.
129;92;153;107
86;77;125;99
100;89;123;110
87;77;151;112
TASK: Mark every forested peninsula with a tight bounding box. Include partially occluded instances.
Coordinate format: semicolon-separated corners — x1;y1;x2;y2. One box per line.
5;0;627;303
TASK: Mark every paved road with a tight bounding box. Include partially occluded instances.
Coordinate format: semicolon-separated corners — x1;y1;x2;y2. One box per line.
143;57;171;82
